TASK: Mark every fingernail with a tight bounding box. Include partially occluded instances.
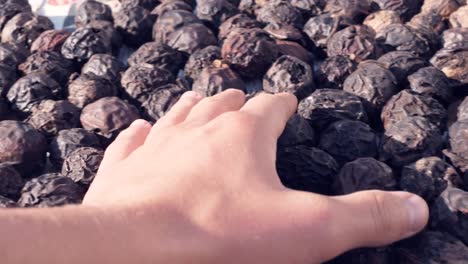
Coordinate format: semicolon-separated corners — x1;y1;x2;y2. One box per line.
405;195;429;237
130;119;151;128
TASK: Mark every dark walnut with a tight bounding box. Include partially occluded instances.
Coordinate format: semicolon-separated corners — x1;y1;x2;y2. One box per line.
449;6;468;28
407;12;447;40
26;100;81;138
316;55;356;89
196;0;239;29
441;28;468;51
49;128;101;168
192;63;245;97
0;97;9;121
120;0;160;10
184;45;222;82
371;0;423;21
68;73;119;109
276;145;339;195
430;187;468;245
0;121;47;177
121;63;175;104
0;63;17;97
381;90;447;130
458;97;468;122
333;157;396;195
7;73;62;115
303;13;344;49
62;147;104;185
221;28;278;79
400;157;463;202
152;0;193;18
152;9;202;44
0;165;23;200
262;23;305;43
167;23;218;55
141;83;187;122
327;25;379;63
81;54;124;83
19;51;75;86
290;0;322;17
256;0;304;28
1;12;54;48
380;117;443;168
421;0;462;18
18;173;84;208
278;114;316;148
80;97;140;138
0;42;29;68
30;30;70;53
86;20;123;52
276;40;312;64
363;10;402;35
323;0;372;24
377;51;427;84
114;6;155;47
218;14;261;43
61;27;112;63
0;195;16;208
75;0;113;27
408;67;454;104
395;231;468;263
343;61;398;112
298;89;368;131
449;120;468;160
318;120;378;165
0;3;30;38
128;42;184;76
375;23;431;57
431;47;468;84
263;55;314;100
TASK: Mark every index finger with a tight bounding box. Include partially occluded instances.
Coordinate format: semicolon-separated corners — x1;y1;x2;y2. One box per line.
240;92;298;141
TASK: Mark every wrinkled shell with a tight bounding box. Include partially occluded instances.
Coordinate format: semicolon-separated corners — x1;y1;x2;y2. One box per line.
303;13;343;49
449;6;468;28
1;12;54;47
449;120;468;159
184;45;222;82
221;28;278;79
380;117;443;167
75;0;113;27
381;90;447;130
363;10;402;34
0;63;17;97
377;51;427;84
408;67;454;104
48;128;101;168
376;23;431;56
114;6;155;47
431;48;468;84
61;27;112;62
167;23;218;55
62;147;104;185
19;51;75;85
81;54;125;82
0;42;29;68
316;55;356;89
7;73;62;115
327;25;378;62
68;73;119;109
401;157;462;202
152;10;202;44
218;14;261;42
458;97;468;122
0;121;47;177
121;63;175;103
298;89;368;130
196;0;239;28
80;97;140;138
318;120;378;165
334;157;396;195
278;114;316;148
256;0;304;28
277;146;339;195
128;42;184;76
192;64;245;96
18;173;84;208
141;83;187;122
30;30;70;53
263;55;314;100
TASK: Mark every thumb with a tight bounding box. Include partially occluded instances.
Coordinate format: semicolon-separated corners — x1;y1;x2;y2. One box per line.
331;190;429;249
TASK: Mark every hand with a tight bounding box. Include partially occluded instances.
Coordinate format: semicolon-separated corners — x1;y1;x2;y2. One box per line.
83;89;429;263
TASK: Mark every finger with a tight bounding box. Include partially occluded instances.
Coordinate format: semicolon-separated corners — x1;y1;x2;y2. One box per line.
97;119;152;176
184;89;246;126
283;190;428;261
155;91;203;128
240;93;297;143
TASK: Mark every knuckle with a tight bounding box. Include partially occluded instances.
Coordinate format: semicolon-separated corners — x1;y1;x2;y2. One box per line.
221;112;257;130
368;191;395;235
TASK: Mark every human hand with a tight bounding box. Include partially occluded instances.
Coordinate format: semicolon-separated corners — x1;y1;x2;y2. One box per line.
83;89;429;263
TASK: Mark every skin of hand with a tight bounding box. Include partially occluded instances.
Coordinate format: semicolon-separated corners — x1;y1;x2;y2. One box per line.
79;89;429;263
